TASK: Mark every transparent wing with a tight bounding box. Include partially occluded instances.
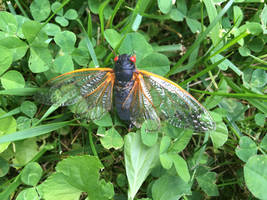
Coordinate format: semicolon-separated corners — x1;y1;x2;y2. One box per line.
122;72;161;131
36;68;115;120
137;70;215;132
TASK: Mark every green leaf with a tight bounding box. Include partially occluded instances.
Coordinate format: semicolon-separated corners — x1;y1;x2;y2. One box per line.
95;45;107;59
203;0;221;45
233;6;243;27
238;46;250;56
0;11;17;34
104;29;122;49
64;9;78;20
0;156;9;177
13;138;39;166
157;0;173;14
17;116;31;130
124;132;159;200
138;53;170;76
170;129;193;153
170;8;185;22
22;20;42;44
248;37;264;53
29;46;52;73
0;37;28;61
141;121;158;147
21;101;37;118
21;162;43;186
93;113;113;127
38;173;82;200
196;172;219;196
51;2;63;16
255;113;266;127
116;173;127;187
55;156;104;192
159;136;172;169
171;154;190;182
0;46;13;76
39;155;114;199
159;153;173;169
54;31;76;53
210;121;228;148
152;174;191;200
43;23;61;36
260;134;267;151
15;15;30;39
244;155;267;200
235;136;257;162
30;0;51;22
54;54;74;74
185;17;201;33
0;108;17;153
119;32;153;65
88;0;102;14
177;0;187;15
240;22;262;35
99;127;124;150
55;16;69;27
160;136;171;153
1;70;25;89
204;80;228;110
220;98;245;121
72;47;90;66
250;69;267;88
16;188;39;200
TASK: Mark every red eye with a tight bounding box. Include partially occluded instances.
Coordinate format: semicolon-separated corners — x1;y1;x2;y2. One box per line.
130;55;136;63
114;56;118;62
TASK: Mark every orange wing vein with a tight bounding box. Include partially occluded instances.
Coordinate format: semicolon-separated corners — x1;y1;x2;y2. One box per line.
36;68;115;120
131;70;215;132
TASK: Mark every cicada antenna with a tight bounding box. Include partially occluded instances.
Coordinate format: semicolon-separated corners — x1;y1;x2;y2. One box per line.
108;46;117;57
131;50;136;57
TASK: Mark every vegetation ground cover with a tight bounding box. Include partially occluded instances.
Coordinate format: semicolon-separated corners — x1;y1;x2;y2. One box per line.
0;0;266;200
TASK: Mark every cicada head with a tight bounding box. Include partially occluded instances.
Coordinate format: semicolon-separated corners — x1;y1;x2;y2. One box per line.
114;54;136;82
114;54;136;71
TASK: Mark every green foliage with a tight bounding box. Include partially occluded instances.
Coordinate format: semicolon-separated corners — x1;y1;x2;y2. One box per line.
196;171;219;196
0;0;266;200
0;108;16;153
36;156;114;200
152;174;191;200
21;162;43;186
0;156;9;177
124;132;159;200
99;127;124;149
244;155;267;200
0;70;25;89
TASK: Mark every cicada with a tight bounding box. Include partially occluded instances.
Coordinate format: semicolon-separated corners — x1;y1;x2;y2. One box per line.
37;54;215;132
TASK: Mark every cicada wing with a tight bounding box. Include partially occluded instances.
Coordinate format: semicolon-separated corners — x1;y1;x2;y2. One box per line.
139;70;215;132
122;72;161;131
36;68;115;120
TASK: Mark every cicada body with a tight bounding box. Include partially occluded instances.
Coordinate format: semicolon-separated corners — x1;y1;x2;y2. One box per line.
37;54;215;132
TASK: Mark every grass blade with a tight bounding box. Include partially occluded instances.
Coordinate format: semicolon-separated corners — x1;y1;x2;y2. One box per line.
109;0;124;28
99;0;111;40
0;88;39;96
76;19;99;67
167;0;234;76
0;121;73;144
